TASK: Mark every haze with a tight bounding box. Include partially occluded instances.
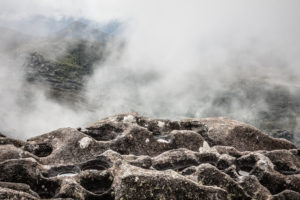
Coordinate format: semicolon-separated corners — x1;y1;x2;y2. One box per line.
0;0;299;143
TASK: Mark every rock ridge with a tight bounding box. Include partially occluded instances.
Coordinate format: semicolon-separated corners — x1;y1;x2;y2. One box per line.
0;113;299;199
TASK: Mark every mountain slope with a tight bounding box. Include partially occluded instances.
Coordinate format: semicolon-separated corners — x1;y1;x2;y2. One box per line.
54;21;111;42
24;39;107;104
0;22;111;104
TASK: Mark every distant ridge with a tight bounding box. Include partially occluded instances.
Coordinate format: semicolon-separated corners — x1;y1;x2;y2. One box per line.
0;27;33;52
53;21;111;42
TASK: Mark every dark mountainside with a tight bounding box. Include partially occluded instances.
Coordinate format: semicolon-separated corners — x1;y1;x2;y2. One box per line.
0;113;299;199
54;21;112;42
25;41;106;104
20;22;111;104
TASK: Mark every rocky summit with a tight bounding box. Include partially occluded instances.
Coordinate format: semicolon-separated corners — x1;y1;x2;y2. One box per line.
0;113;299;200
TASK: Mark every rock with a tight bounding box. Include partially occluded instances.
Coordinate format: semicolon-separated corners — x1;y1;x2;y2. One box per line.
182;163;251;200
271;190;300;200
0;113;299;199
113;163;228;200
152;148;202;171
0;145;37;162
198;117;296;151
264;149;300;175
238;175;271;200
0;182;39;198
0;137;25;147
0;187;39;200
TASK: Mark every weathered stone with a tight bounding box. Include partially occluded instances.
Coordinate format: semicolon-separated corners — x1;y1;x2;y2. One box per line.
0;137;26;148
271;190;300;200
238;175;271;200
0;187;39;200
198;117;296;151
0;182;39;198
113;163;228;200
183;163;251;200
0;145;37;162
0;113;298;199
264;149;300;175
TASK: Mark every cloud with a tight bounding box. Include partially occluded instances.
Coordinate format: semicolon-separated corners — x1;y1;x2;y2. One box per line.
85;0;300;127
0;0;300;139
0;0;128;22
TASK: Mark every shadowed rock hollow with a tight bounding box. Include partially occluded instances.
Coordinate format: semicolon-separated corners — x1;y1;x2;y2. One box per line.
0;113;299;199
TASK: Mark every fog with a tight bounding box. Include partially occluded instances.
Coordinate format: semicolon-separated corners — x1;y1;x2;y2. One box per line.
0;0;300;140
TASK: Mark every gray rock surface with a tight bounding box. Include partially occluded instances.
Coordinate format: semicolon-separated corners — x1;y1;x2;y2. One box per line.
0;113;299;199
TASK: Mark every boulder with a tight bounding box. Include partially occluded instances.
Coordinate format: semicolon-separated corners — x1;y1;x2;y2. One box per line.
198;117;296;151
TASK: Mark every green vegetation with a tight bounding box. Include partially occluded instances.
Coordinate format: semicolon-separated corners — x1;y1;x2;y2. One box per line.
59;53;80;66
25;40;106;103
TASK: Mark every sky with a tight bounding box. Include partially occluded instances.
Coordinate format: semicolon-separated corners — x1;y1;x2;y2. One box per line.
0;0;300;139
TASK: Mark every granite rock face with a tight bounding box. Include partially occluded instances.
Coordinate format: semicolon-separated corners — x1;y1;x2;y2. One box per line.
0;113;299;199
